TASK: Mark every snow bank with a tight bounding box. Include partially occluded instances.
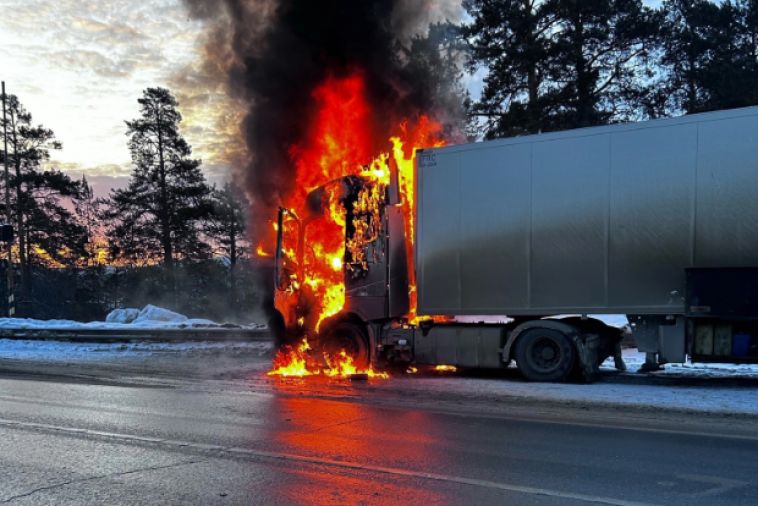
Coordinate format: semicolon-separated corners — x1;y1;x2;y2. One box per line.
132;304;186;323
604;347;758;378
105;308;140;324
0;305;244;331
0;339;272;361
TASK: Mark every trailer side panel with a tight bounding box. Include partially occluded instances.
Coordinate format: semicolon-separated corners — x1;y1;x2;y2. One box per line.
416;106;758;316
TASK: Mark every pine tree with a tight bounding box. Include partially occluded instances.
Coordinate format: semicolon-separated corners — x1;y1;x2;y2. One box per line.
24;170;89;268
0;95;89;300
463;0;559;137
660;0;731;113
733;0;758;86
74;175;105;266
545;0;660;128
465;0;659;137
204;182;249;267
203;182;250;307
104;88;213;267
657;0;758;113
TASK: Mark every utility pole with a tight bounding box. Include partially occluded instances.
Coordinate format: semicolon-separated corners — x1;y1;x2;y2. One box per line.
1;82;14;317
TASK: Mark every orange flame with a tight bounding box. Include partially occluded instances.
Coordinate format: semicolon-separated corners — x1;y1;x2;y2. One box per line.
268;338;314;377
256;243;272;257
269;71;446;376
268;338;389;379
433;365;458;372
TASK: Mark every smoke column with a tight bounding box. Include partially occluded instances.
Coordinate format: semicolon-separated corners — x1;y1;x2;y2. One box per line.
184;0;463;235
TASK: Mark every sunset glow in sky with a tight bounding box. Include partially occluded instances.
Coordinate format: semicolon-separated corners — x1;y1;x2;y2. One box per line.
1;0;665;196
0;0;240;194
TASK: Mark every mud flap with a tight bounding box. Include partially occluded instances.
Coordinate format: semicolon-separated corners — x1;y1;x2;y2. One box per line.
573;334;601;382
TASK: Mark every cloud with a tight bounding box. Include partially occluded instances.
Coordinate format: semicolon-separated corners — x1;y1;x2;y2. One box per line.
0;0;229;179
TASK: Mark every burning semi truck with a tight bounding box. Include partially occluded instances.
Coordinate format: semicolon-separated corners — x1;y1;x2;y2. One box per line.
269;104;758;382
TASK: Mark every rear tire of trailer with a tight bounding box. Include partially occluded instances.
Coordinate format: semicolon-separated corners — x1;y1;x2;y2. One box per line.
515;328;576;382
320;321;370;369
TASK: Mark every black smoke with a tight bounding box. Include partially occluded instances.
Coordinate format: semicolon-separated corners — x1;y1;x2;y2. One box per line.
183;0;464;241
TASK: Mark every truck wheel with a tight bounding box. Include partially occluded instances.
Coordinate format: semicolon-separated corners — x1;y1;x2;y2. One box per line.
515;328;576;382
321;321;370;369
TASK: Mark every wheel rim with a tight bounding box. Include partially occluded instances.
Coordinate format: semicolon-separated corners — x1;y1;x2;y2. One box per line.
527;336;563;374
323;324;369;368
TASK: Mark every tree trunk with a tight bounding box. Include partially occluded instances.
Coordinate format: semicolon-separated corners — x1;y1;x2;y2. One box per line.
573;12;593;127
525;0;540;133
156;111;173;270
9;111;28;306
686;52;697;112
229;211;237;307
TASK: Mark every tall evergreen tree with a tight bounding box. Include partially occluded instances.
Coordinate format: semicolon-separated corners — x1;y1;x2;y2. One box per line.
463;0;559;137
658;0;758;114
660;0;732;113
24;170;89;268
74;175;104;266
465;0;658;137
204;182;249;267
0;95;89;298
104;88;212;267
545;0;660;128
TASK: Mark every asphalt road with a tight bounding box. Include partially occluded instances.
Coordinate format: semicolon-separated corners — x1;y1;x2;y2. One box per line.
1;349;758;505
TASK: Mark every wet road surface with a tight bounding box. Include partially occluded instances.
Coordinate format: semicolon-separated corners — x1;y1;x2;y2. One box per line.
1;351;758;505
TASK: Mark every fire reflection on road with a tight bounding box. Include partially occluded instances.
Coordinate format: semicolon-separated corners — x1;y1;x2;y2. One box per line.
256;394;448;504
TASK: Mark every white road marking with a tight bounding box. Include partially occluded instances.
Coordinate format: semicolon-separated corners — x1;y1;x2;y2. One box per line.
677;473;749;498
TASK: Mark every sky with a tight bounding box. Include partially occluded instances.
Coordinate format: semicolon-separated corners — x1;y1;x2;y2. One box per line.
0;0;668;197
0;0;240;195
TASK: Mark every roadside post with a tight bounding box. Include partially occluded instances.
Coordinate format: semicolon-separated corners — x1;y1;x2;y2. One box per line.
1;81;14;317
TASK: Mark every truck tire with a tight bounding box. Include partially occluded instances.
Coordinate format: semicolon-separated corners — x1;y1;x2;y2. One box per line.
321;321;370;369
515;327;576;382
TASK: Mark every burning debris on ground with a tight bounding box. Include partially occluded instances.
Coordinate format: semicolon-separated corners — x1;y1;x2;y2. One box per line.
267;338;389;380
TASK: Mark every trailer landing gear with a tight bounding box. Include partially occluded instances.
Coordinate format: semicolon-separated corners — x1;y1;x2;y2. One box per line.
639;352;663;372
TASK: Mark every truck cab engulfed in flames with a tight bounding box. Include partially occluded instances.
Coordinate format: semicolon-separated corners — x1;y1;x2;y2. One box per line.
273;169;410;369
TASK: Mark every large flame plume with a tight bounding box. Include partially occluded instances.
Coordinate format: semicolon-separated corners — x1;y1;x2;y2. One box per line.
273;73;444;330
268;73;444;378
182;1;466;377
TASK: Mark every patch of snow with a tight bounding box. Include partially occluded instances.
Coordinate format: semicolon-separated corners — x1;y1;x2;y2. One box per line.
215;256;232;267
105;308;140;324
380;349;758;417
453;315;513;324
133;304;187;324
589;314;628;329
0;339;272;361
449;314;629;327
0;305;259;331
602;348;758;378
553;314;629;329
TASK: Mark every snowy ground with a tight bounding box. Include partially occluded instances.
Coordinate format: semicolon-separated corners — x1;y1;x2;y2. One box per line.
0;304;264;331
604;347;758;378
0;338;272;361
383;349;758;417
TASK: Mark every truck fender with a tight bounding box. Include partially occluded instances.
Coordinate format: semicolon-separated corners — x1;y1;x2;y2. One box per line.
503;320;601;381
